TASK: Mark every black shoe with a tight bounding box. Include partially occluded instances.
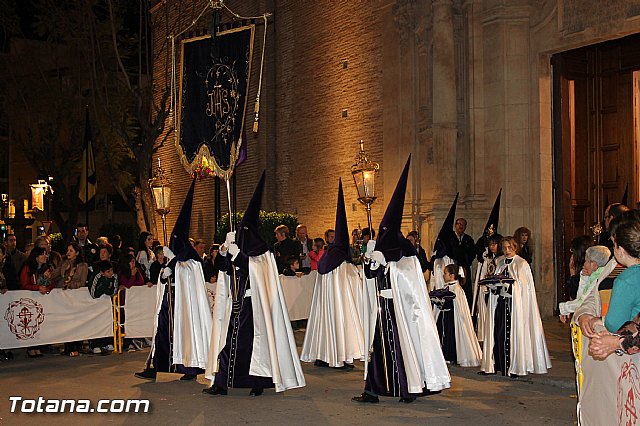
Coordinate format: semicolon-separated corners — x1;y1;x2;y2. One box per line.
334;363;355;370
202;386;227;395
249;388;263;396
334;363;354;370
134;369;157;381
399;397;416;403
314;360;329;367
477;371;496;376
180;374;197;381
509;373;519;378
352;393;379;404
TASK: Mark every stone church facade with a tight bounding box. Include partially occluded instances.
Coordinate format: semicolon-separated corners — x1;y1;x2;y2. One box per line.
151;0;640;316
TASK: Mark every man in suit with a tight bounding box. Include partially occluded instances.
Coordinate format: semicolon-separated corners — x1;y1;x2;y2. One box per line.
5;233;26;275
76;223;100;265
295;224;313;274
450;218;476;309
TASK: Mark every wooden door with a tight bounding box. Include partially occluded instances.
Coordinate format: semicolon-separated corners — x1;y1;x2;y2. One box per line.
552;34;640;307
597;45;634;211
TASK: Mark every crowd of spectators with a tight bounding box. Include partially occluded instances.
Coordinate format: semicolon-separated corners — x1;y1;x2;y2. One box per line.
0;224;166;360
0;216;536;361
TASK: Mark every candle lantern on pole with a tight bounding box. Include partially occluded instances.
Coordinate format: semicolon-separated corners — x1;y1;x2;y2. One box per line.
350;140;379;233
149;159;172;245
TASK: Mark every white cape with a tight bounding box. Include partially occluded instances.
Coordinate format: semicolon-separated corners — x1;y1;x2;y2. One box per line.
363;256;451;392
473;253;494;341
149;259;212;369
480;255;551;375
429;255;454;291
433;281;482;367
205;252;306;392
480;290;499;372
300;262;365;366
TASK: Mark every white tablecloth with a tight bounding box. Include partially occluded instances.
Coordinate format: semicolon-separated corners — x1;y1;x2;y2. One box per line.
279;271;317;321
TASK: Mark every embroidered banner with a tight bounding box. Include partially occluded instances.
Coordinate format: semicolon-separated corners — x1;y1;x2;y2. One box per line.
177;26;254;176
0;289;113;349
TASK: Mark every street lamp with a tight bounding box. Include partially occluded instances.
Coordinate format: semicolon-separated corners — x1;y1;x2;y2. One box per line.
1;194;7;220
149;158;172;245
351;140;379;233
30;178;54;218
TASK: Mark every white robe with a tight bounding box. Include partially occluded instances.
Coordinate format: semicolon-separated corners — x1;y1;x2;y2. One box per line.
480;255;551;375
205;252;306;392
433;280;482;367
363;256;451;392
300;262;366;366
149;259;212;370
173;260;213;368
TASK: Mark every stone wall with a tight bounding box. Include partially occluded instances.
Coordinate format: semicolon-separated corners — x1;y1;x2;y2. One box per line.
150;0;640;316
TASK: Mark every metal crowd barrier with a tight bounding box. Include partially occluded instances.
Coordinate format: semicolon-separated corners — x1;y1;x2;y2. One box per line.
571;322;583;393
112;289;124;354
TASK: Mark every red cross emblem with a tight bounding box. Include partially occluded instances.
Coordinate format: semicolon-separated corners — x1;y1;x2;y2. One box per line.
4;298;45;340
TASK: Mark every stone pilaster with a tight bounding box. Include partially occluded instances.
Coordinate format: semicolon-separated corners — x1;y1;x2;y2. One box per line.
432;0;458;196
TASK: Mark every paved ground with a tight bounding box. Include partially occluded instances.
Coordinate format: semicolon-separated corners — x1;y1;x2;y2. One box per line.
0;320;577;425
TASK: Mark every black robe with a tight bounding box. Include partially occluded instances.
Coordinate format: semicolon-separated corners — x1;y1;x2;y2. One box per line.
363;263;437;398
212;253;274;390
492;263;513;376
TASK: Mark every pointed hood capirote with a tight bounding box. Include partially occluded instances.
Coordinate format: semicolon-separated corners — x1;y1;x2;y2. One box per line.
169;177;202;262
375;156;416;262
237;171;269;256
622;183;629;207
474;189;502;261
318;179;350;274
432;192;459;260
484;189;501;238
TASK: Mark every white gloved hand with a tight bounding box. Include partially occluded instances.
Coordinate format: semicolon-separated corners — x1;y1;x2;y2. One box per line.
225;231;236;247
161;267;172;279
366;239;376;255
369;250;386;270
227;242;240;260
163;246;175;262
370;250;386;265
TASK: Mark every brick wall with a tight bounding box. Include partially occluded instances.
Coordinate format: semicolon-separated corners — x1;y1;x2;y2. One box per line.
150;0;387;244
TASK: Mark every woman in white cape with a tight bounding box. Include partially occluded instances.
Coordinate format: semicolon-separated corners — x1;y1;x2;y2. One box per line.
479;236;551;376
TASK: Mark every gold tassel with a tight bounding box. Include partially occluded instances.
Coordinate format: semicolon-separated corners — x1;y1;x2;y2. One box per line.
253;100;260;132
252;14;268;133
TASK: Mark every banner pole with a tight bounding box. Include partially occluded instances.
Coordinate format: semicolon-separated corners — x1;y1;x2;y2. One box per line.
85;127;89;228
224;175;240;309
